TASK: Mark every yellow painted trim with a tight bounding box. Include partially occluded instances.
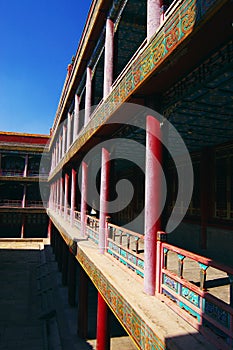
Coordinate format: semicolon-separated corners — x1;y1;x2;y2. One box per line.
0;131;50;138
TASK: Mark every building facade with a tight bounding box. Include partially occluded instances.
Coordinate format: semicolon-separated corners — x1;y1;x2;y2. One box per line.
2;0;233;349
0;131;50;238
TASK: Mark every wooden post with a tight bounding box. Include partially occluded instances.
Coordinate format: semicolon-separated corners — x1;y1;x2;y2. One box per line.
60;177;64;216
67;112;72;149
96;292;110;350
24;154;28;177
84;67;92;125
81;162;88;236
71;169;77;226
47;218;52;242
22;184;27;208
73;95;80;141
21;215;25;238
64;173;69;221
144;116;162;296
103;18;114;99
99;148;110;254
147;0;162;41
156;231;167;293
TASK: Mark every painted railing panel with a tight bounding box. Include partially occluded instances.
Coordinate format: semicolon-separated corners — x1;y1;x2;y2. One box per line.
0;199;22;207
106;223;144;277
86;215;100;244
0;170;24;177
159;241;233;347
74;210;81;230
50;203;233;346
26;200;46;208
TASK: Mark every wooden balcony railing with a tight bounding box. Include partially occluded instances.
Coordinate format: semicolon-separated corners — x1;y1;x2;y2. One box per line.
26;200;47;208
74;210;81;230
0;200;46;208
49;202;233;346
0;199;22;207
106;223;144;277
0;169;24;177
158;240;233;346
86;215;100;244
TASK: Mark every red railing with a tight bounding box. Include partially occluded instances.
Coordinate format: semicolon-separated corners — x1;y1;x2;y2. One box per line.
26;201;47;208
86;215;100;244
0;169;24;177
49;201;233;346
0;199;22;207
158;239;233;347
106;223;144;277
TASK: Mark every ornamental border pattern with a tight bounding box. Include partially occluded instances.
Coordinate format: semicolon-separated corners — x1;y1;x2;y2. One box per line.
49;0;223;179
77;247;166;350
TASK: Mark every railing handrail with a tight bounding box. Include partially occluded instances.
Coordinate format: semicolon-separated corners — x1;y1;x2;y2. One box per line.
162;242;233;276
0;199;22;204
86;214;100;223
107;236;144;258
107;222;144;240
1;169;24;174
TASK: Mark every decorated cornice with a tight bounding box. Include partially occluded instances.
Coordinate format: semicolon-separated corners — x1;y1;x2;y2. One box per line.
0;143;49;153
49;0;225;180
0;176;47;183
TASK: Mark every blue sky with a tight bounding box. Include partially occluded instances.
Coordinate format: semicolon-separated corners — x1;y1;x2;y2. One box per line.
0;0;91;135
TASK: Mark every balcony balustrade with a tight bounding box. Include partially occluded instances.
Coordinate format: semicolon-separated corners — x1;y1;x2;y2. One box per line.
159;241;233;346
51;201;233;346
0;199;47;208
0;169;48;178
0;169;24;177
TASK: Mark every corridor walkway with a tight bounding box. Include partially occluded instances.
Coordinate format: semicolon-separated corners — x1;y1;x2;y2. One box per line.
0;240;137;350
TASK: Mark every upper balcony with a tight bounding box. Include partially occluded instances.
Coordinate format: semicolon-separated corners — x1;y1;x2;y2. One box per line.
49;0;233;180
0;153;50;181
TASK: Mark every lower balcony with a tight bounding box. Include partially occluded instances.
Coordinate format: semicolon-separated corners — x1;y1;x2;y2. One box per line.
0;199;47;209
48;204;233;349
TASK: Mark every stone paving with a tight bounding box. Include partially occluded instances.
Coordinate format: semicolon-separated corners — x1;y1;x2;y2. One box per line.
0;249;46;350
0;241;138;350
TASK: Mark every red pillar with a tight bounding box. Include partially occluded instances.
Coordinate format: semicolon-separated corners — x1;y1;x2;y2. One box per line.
71;169;77;226
103;18;114;99
47;218;52;242
77;267;88;338
81;162;88;236
84;67;92;125
22;184;27;208
62;125;66;157
99;148;110;254
21;215;25;238
24;154;28;177
64;173;69;220
67;112;72;149
60;177;64;216
73;95;80;141
56;179;60;212
144;116;162;296
96;292;110;350
147;0;162;41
